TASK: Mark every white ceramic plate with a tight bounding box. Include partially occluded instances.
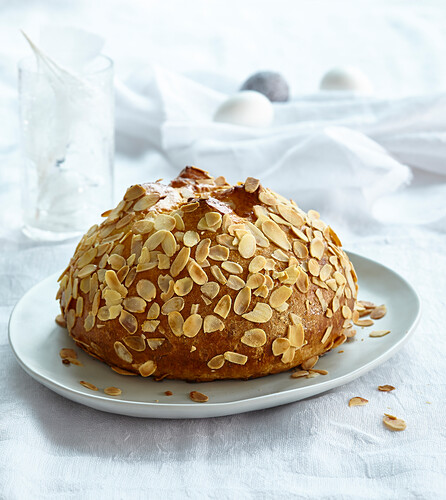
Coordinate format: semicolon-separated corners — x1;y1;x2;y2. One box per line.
9;252;420;419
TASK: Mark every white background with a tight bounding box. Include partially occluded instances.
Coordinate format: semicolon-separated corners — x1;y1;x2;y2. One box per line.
1;1;446;498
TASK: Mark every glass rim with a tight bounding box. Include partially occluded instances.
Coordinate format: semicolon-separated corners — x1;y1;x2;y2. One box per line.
18;53;113;76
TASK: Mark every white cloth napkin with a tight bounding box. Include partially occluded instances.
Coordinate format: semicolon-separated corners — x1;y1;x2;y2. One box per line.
115;65;446;230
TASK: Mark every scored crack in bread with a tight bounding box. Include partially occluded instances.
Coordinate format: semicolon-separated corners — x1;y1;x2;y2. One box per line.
56;166;358;381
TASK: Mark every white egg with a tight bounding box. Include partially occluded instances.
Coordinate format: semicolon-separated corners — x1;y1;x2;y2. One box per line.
319;66;374;94
214;90;274;127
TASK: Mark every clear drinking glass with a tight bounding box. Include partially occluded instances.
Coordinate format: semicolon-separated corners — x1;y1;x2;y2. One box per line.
18;55;114;241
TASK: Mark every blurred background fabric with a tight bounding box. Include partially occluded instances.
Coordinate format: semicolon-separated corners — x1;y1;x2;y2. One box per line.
1;1;446;498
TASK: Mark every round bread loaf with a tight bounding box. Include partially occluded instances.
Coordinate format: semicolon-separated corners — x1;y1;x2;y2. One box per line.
57;167;358;381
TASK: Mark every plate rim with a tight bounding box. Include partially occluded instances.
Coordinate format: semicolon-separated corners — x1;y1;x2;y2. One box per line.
8;251;421;418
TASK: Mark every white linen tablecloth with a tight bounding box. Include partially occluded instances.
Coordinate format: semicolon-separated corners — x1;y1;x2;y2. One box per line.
1;1;446;498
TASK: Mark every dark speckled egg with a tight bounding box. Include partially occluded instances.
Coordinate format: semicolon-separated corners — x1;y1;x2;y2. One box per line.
240;71;290;102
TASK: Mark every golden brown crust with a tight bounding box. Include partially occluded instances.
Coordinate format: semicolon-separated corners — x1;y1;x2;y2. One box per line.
57;166;357;381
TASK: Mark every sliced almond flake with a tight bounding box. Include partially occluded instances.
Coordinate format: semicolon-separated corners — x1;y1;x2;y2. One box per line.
161;297;185;315
133;219;154;235
119;310;138;334
277;204;304;227
288;323;305;348
133;193;160;211
104;386;122;396
292;240;308;259
169;246;190;278
104;288;123;306
265;275;275;290
203;315;225;333
77;247;98;268
80;381;98;391
108;304;122;321
154;214;176;231
84;313;95;332
244;177;260;193
210;264;227;285
168;311;184;336
157;254;170;270
290;225;309;242
202;295;212;306
281;346;296;364
290;370;309;379
378;385;395;392
123;296;146;314
269;286;292;309
104;270;127;296
130;234;143;261
142;320;160;332
319;264;333;282
309;369;328;375
205;211;223;228
301;355;319;370
310;238;325;260
241;328;267;347
77;264;97;279
145;303;159;321
312;277;329;290
208;245;230;261
123;335;146;352
144;230;167;251
75;296;83;317
187;259;208;285
55;314;67;328
244;221;270;248
182;201;199;213
220;261;242;275
207;354;225;369
139;360;157;377
91;291;101;316
246;273;265;289
333;271;346;286
258;188;278;206
272;338;290;356
114;341;133;363
295;268;310;293
261;220;291;251
348;397;368;407
321;325;333;344
195;238;211;264
342;305;352;319
224;351;248;365
97;306;111;321
308;259;320;277
271;249;289;262
59;348;77;360
146;338;165;350
370;304;387;320
354;318;375;327
238;233;257;259
249;255;266;273
234;286;251;315
242;302;273;323
183;313;203;337
173;213;185;231
162;231;177;257
369;330;391;338
383;415;406;431
227;275;246;291
183;230;200;247
124;184;146;201
79;276;91;295
201;282;220;299
160;279;175;302
212;294;231;319
173;277;194;297
189;390;209;402
216;233;237;250
136;279;156;301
